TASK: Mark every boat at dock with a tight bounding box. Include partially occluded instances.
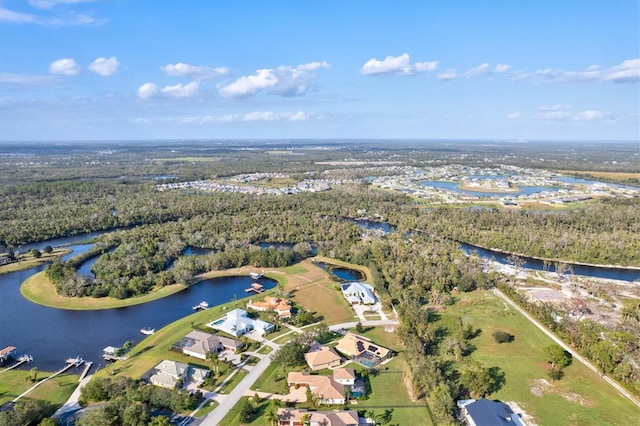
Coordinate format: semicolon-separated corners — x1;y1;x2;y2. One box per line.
66;356;84;367
140;327;155;335
192;301;209;310
249;272;263;280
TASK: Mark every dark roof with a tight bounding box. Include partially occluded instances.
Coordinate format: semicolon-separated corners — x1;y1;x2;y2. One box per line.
465;399;518;425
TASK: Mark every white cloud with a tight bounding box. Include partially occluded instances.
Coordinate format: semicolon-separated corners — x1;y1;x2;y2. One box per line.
465;63;490;78
49;58;79;75
437;69;457;81
218;62;329;98
0;72;55;85
0;4;103;26
506;112;520;119
163;63;229;80
574;110;611;121
28;0;94;9
179;111;311;124
137;83;159;99
360;53;438;76
495;64;511;73
137;81;200;99
88;57;119;76
161;81;200;98
513;59;640;83
535;105;612;121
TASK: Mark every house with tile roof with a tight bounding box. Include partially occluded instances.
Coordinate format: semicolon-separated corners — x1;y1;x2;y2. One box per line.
287;369;355;405
305;341;343;371
173;330;242;360
247;296;292;319
335;333;391;367
277;408;360;426
208;308;274;337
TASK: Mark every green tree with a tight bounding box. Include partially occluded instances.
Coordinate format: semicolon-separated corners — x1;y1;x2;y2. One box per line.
207;350;220;376
543;344;572;369
458;361;492;398
264;399;281;426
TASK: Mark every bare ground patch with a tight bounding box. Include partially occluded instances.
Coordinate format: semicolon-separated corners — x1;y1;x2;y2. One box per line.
530;379;592;407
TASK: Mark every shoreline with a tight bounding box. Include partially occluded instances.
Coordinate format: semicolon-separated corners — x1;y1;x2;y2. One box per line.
20;266;279;311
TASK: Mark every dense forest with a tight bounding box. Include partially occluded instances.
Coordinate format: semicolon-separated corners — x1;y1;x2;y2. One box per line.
2;141;639;424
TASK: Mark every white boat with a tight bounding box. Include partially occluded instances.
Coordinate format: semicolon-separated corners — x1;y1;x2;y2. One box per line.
140;327;155;335
66;356;84;366
193;301;209;310
250;272;263;279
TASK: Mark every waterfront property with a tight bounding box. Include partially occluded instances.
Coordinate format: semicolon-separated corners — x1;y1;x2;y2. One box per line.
287;369;354;405
457;398;525;426
146;359;209;389
207;308;274;337
340;282;376;305
246;296;292;319
277;408;360;426
172;330;242;359
304;341;343;371
0;346;16;363
335;333;391;367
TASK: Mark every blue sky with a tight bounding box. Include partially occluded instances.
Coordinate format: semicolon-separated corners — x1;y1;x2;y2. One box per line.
1;0;638;141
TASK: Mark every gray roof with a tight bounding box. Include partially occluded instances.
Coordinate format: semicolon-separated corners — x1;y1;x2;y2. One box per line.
465;399;521;426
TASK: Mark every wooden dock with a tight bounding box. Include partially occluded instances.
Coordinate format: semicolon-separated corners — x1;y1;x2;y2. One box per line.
79;361;93;381
244;282;265;293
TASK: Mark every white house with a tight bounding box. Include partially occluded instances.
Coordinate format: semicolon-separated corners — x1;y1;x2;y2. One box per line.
340;282;376;305
149;360;208;389
208;308;274;337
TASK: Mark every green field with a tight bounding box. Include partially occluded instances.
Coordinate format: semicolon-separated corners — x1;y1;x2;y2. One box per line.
442;290;640;425
0;370;79;407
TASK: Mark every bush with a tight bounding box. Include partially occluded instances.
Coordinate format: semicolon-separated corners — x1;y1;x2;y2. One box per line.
492;330;515;343
547;367;564;382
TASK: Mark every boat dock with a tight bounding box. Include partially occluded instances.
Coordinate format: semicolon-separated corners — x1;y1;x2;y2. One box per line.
13;358;83;402
0;355;32;374
79;361;93;381
0;346;17;363
245;282;264;293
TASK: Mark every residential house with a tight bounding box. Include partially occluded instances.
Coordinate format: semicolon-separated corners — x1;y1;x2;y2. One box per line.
247;296;292;319
340;282;376;305
148;360;208;389
287;369;354;405
332;368;356;387
305;341;343;371
208;308;274;337
457;399;525;426
335;333;390;367
277;408;360;426
173;330;242;360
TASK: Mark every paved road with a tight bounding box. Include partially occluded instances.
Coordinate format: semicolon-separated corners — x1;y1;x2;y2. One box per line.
492;288;640;409
198;344;280;426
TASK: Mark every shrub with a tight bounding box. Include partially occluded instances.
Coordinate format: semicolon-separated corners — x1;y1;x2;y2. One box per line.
492;330;515;343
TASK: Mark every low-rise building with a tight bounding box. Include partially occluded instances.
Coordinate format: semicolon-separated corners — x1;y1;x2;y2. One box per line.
335;333;391;367
457;399;525;426
247;296;292;319
340;282;376;305
305;341;343;371
277;408;360;426
208;308;274;337
287;369;355;405
148;360;208;389
172;330;242;359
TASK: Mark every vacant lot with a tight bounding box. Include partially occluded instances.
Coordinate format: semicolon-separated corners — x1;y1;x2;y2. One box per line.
442;290;640;425
0;369;78;407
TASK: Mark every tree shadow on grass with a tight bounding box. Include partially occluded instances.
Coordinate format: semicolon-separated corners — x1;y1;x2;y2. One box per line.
488;366;506;394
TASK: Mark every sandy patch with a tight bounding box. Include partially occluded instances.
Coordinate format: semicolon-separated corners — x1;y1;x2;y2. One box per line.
530;379;591;406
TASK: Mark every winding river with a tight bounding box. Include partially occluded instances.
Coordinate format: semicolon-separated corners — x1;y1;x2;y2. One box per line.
1;220;638;372
0;240;275;371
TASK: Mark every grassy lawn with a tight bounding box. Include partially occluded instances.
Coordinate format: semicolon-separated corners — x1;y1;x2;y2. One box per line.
283;260;356;324
0;370;79;406
250;362;289;395
218;369;248;394
442;290;640;426
347;326;405;352
193;399;218;417
0;249;70;275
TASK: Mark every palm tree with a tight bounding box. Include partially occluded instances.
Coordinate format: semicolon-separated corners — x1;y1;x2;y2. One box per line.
206;350;220;376
264;399;281;426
